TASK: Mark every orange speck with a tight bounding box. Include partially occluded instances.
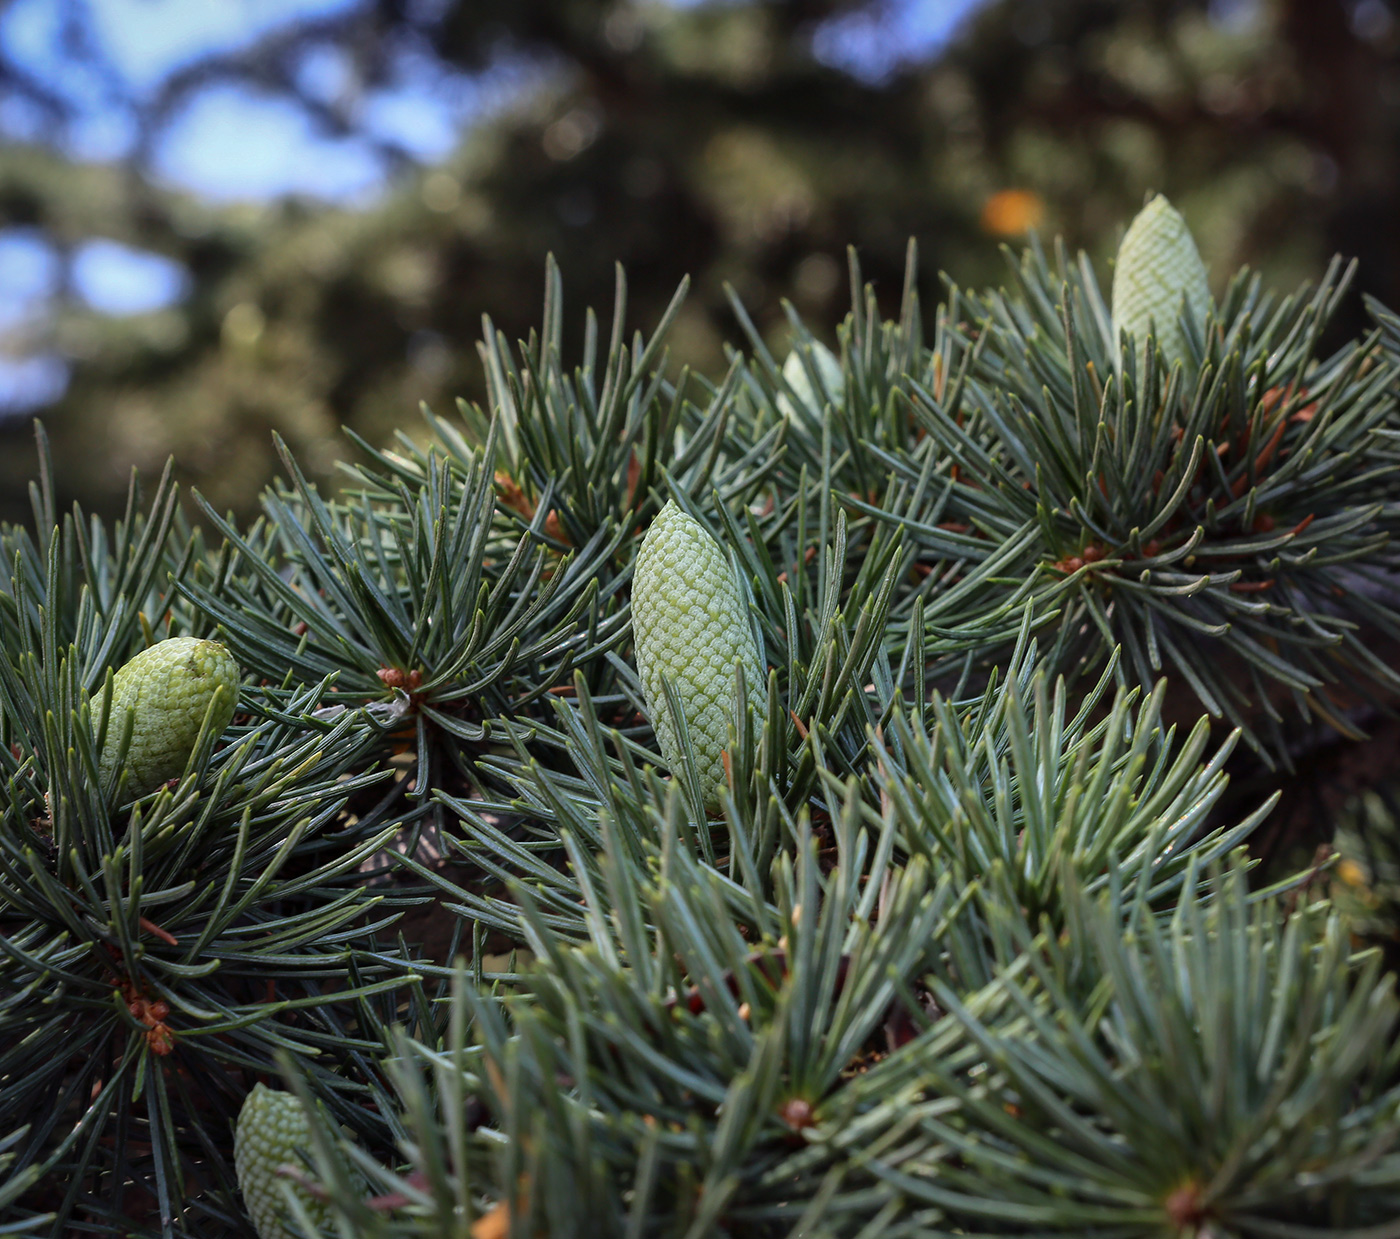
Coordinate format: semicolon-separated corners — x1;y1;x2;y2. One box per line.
494;472;532;518
543;510;570;544
472;1203;510;1239
1262;383;1319;423
1337;859;1367;887
980;189;1045;236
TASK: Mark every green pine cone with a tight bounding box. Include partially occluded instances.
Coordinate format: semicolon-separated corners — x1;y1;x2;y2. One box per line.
234;1084;337;1239
632;501;767;807
1111;193;1211;372
777;339;844;420
93;636;240;800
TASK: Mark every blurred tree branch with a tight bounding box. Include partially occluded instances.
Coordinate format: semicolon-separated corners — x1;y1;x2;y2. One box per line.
0;0;1395;528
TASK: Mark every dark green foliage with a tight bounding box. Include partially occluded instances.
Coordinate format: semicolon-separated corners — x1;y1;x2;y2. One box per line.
178;265;762;847
839;242;1400;758
463;261;766;554
288;794;983;1237
889;867;1400;1237
0;468;421;1235
872;666;1273;926
0;1127;50;1236
728;244;950;507
1330;778;1400;952
7;232;1400;1238
292;836;1400;1238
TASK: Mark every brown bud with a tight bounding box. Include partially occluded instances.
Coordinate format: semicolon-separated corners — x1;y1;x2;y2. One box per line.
1164;1181;1205;1230
780;1097;816;1130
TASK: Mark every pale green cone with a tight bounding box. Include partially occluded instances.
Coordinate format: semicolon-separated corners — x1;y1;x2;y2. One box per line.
234;1084;339;1239
1111;193;1211;373
93;636;240;800
777;339;844;420
632;501;767;807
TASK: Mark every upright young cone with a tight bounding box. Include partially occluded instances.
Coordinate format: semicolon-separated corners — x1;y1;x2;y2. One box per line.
777;339;844;420
92;636;240;800
234;1084;338;1239
631;500;766;807
1111;193;1211;372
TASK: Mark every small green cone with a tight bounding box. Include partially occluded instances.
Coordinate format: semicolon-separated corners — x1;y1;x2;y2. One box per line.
93;636;240;800
1111;193;1211;373
777;339;844;420
632;501;767;808
234;1084;338;1239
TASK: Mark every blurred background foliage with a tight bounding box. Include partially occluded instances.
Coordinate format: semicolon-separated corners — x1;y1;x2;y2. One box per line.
0;0;1396;522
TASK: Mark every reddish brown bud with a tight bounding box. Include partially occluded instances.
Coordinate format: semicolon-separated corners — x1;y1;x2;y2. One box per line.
780;1097;816;1130
1164;1181;1205;1229
543;510;570;544
377;667;424;692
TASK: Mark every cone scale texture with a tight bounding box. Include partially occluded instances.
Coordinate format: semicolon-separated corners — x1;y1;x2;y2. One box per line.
1111;193;1211;371
93;636;239;800
234;1084;336;1239
632;501;766;807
